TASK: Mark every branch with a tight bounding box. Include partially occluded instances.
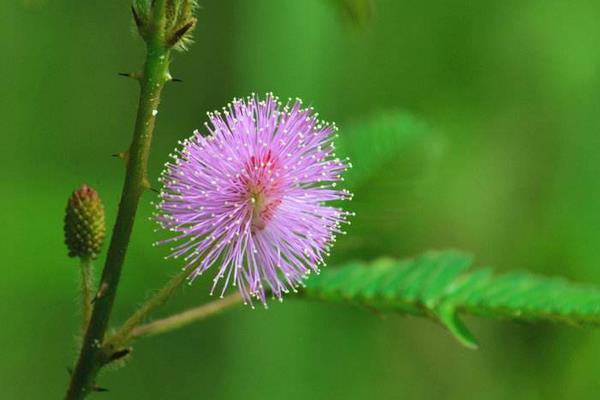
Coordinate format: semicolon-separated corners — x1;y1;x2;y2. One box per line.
103;268;191;350
65;2;171;398
130;293;242;339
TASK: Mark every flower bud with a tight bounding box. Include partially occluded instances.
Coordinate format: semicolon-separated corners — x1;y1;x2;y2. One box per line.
64;185;106;259
132;0;197;51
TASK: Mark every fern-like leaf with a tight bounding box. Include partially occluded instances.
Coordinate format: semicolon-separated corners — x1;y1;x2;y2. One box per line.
303;251;600;348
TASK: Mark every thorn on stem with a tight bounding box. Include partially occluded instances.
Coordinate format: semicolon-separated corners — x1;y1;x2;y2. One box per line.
118;72;142;81
93;385;109;393
108;348;132;362
142;177;159;193
167;20;196;47
112;151;129;164
171;77;183;83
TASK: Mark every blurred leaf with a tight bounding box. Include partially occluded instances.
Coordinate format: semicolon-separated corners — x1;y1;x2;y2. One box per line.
337;111;436;190
328;0;375;27
303;250;600;348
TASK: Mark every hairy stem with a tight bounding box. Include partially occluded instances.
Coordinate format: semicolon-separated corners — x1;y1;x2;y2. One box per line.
65;3;170;398
130;293;242;338
79;257;93;336
103;268;191;351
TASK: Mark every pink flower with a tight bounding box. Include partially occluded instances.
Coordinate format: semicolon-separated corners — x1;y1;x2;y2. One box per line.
155;93;352;306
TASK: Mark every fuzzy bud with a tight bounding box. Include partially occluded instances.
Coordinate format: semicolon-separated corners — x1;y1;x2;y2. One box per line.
64;185;106;259
132;0;197;51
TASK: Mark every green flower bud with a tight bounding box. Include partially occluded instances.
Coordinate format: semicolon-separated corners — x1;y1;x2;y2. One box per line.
132;0;197;51
64;185;106;259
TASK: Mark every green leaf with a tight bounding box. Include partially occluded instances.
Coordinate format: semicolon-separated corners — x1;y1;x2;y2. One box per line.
336;111;437;190
303;250;600;347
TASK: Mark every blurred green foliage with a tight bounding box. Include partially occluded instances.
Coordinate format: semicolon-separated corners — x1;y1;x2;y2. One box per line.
3;0;600;398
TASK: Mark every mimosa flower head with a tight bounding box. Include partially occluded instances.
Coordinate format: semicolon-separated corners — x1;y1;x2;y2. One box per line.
155;93;352;306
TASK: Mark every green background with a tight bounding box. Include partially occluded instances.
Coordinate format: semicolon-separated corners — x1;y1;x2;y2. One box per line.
3;0;600;398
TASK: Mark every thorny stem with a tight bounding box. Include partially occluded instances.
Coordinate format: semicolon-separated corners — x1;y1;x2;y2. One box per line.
130;293;242;338
79;257;94;336
65;2;171;398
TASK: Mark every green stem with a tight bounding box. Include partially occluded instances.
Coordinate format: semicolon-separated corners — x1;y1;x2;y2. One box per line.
79;257;93;336
130;293;241;339
103;268;191;351
65;3;170;398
